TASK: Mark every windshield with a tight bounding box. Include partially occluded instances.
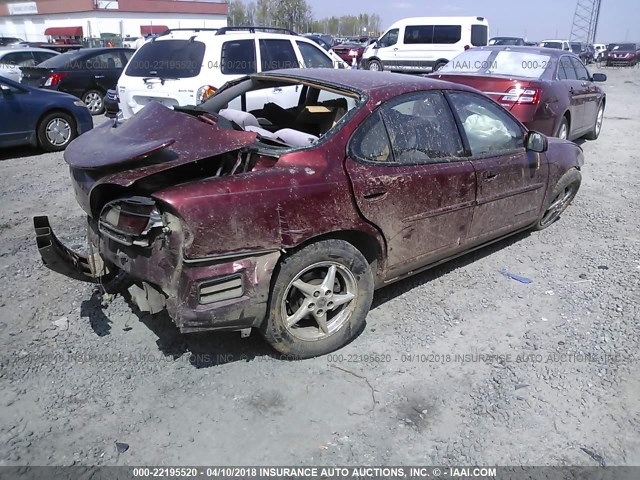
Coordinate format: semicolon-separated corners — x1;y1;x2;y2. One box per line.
440;49;552;79
125;39;205;78
612;44;636;51
541;41;563;49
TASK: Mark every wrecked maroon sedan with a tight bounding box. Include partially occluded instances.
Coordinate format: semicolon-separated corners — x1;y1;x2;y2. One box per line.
34;69;584;358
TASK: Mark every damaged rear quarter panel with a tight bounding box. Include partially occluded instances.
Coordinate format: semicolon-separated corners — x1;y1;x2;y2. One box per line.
151;128;384;261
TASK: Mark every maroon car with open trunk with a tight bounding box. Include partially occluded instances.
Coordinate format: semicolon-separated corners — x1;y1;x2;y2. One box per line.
432;46;607;141
34;69;585;357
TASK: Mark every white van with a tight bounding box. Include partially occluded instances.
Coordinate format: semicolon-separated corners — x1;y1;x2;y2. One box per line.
117;27;346;119
361;16;489;73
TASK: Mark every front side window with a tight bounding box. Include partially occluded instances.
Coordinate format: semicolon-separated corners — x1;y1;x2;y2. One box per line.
296;41;333;68
259;39;299;71
448;92;524;156
221;39;257;74
378;29;399;48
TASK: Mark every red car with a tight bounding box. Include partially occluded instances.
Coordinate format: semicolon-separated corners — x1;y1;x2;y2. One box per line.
331;38;373;66
34;69;584;358
432;46;607;141
606;43;639;66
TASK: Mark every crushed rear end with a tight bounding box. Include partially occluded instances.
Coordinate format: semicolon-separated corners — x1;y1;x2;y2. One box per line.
33;102;282;333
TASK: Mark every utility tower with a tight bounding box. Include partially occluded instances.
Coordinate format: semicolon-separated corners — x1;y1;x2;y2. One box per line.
570;0;602;43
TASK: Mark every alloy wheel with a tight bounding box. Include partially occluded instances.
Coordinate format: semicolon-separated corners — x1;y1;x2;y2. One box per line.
595;106;604;136
281;261;358;341
539;184;578;227
558;122;568;140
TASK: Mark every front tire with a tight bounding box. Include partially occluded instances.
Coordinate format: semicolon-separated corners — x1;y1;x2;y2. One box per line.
37;112;77;152
367;59;383;71
261;240;374;358
533;169;581;231
584;103;604;140
556;116;569;140
433;60;448;72
82;89;105;115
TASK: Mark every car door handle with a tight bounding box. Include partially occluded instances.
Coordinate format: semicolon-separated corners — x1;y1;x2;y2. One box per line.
581;82;590;87
393;48;399;51
362;189;388;200
482;171;499;180
94;75;105;79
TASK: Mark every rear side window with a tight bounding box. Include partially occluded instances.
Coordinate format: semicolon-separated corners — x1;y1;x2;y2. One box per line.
404;25;462;44
296;41;333;68
33;51;58;64
558;57;577;80
433;26;461;44
570;57;589;80
221;39;256;74
259;39;299;71
471;25;488;46
350;112;392;163
125;40;205;78
86;52;124;69
1;51;36;67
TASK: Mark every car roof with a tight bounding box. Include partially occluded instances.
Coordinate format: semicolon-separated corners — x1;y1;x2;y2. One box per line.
253;68;477;96
158;31;307;42
472;45;577;58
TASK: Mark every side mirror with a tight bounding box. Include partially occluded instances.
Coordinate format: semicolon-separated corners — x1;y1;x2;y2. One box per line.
0;85;13;97
592;72;607;82
526;131;548;152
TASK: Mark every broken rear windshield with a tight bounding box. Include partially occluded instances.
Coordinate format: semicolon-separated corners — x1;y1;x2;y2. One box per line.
125;39;205;78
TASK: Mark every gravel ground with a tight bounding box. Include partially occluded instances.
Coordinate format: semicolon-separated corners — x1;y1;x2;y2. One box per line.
0;66;638;467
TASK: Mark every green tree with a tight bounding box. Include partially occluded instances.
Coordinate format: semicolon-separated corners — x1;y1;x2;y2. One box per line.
228;0;247;26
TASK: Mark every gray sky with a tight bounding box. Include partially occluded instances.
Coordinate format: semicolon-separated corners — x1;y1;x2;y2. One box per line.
309;0;640;42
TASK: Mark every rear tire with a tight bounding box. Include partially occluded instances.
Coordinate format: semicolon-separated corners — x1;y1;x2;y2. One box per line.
533;169;581;231
82;89;105;115
261;240;374;359
584;103;604;140
37;112;77;152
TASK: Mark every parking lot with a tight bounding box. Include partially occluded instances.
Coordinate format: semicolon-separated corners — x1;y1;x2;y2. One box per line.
0;65;638;466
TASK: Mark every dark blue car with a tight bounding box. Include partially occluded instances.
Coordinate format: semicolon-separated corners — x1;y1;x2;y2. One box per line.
0;75;93;151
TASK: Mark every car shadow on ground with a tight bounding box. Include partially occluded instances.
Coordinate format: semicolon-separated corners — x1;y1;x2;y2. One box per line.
80;230;532;368
0;146;43;161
